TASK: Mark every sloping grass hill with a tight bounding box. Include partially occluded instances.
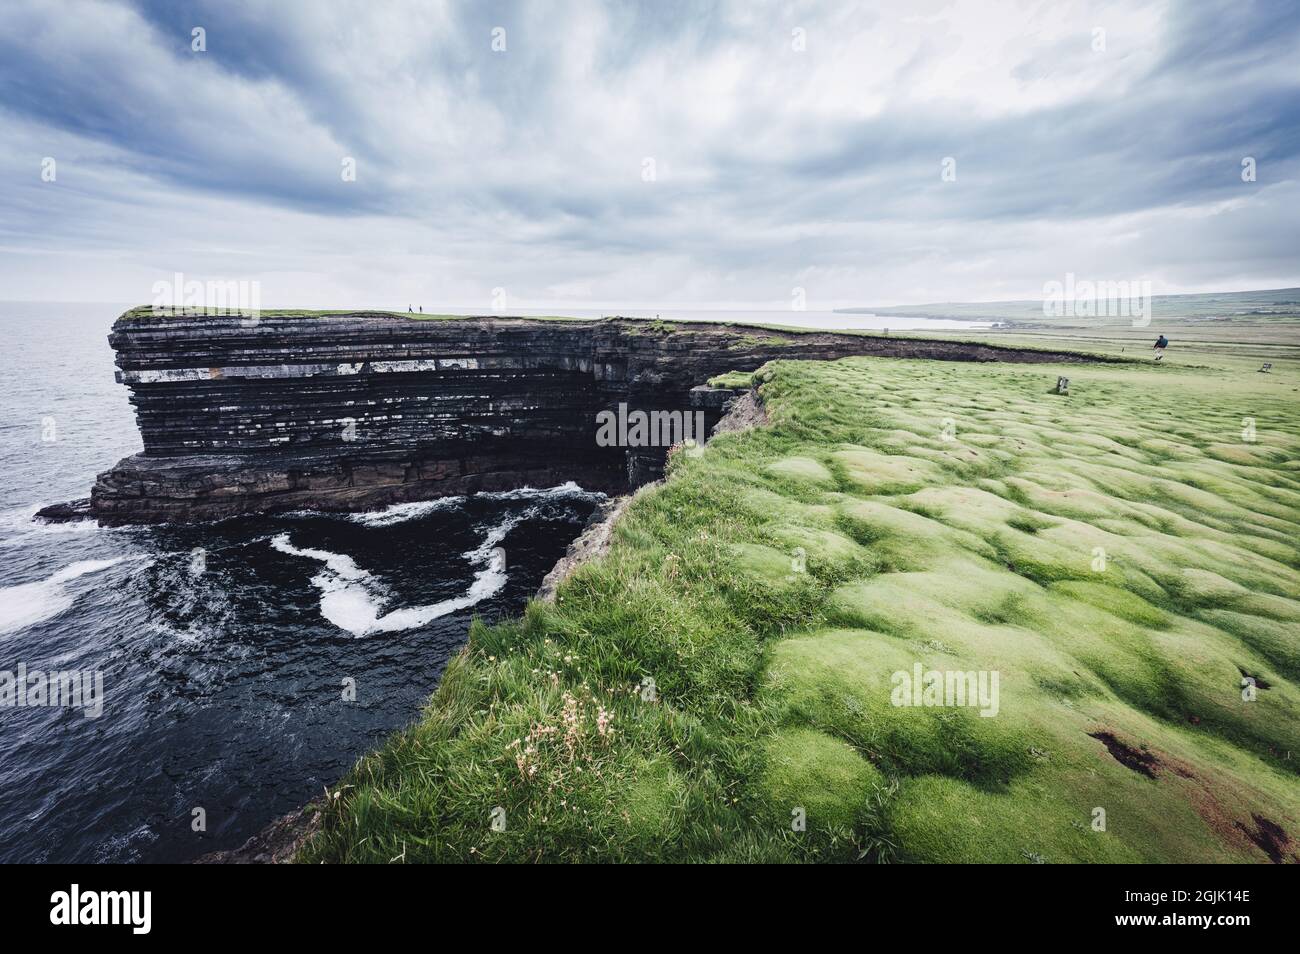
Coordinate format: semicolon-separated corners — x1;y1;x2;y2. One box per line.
303;353;1300;863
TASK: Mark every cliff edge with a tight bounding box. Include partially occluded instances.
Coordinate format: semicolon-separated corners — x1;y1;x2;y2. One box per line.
44;311;1112;525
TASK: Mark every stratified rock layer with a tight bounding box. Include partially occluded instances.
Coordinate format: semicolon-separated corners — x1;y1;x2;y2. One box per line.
76;312;1108;524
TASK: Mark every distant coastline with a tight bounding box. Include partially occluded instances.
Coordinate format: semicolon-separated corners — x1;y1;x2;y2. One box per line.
836;286;1300;322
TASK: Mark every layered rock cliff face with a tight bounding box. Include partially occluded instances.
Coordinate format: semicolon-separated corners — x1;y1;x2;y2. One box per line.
66;312;1107;525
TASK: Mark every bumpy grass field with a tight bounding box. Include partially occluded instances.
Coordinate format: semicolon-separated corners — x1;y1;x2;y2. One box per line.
303;350;1300;863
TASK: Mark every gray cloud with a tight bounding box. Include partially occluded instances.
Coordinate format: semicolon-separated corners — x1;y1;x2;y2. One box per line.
1;0;1297;308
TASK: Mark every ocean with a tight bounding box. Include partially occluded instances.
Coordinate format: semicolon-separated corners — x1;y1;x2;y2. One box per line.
0;300;985;863
0;302;602;862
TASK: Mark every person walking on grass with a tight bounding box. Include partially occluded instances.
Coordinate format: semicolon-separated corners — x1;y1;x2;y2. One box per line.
1153;334;1168;361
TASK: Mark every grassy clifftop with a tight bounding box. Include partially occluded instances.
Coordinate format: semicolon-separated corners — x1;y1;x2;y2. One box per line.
302;352;1300;863
116;306;586;322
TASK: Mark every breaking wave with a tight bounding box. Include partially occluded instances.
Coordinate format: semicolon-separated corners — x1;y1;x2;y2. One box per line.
344;482;603;529
268;505;550;636
0;556;139;635
1;503;103;550
345;495;465;528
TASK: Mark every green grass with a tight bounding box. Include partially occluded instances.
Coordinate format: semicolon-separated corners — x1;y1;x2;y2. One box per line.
301;351;1300;863
707;370;759;389
116;306;593;322
836;288;1300;371
848;287;1300;324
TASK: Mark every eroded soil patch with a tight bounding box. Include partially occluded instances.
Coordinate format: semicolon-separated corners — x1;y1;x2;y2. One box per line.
1234;813;1295;864
1090;731;1160;779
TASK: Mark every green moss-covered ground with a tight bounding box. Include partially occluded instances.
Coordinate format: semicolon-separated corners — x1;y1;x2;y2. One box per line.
117;306;589;322
302;350;1300;863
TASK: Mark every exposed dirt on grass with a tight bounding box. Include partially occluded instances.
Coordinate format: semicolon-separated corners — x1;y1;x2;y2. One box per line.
1238;666;1273;690
1090;731;1160;779
1234;813;1295;864
710;389;768;436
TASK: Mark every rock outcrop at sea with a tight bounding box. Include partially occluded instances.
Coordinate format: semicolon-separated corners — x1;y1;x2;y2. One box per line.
44;312;1108;525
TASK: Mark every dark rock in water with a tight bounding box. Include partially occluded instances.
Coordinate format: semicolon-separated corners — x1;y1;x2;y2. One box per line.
193;804;322;864
84;312;1114;525
34;497;92;523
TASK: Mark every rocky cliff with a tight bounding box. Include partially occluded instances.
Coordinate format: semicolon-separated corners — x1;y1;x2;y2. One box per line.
50;311;1110;525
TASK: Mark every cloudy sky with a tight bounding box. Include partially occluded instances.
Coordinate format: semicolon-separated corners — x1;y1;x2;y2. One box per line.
1;0;1298;311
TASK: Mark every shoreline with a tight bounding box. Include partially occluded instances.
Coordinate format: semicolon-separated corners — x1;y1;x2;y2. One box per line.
196;385;767;863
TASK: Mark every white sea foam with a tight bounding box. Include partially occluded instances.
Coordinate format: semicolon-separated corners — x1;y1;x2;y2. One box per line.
0;557;136;634
345;495;465;528
475;481;600;502
0;504;103;549
272;483;603;635
344;482;604;528
270;523;510;637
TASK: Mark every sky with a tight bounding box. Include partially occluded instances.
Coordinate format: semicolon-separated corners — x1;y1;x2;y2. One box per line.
1;0;1298;311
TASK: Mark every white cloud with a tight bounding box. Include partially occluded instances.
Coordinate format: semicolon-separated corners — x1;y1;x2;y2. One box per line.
0;0;1295;308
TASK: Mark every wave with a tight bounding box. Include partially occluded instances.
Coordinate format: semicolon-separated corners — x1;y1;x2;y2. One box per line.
273;482;604;635
270;519;511;637
475;481;604;503
0;556;139;635
345;495;465;528
341;481;605;529
0;503;104;549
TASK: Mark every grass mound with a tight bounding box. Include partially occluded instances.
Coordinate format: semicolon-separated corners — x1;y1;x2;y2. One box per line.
303;352;1300;863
